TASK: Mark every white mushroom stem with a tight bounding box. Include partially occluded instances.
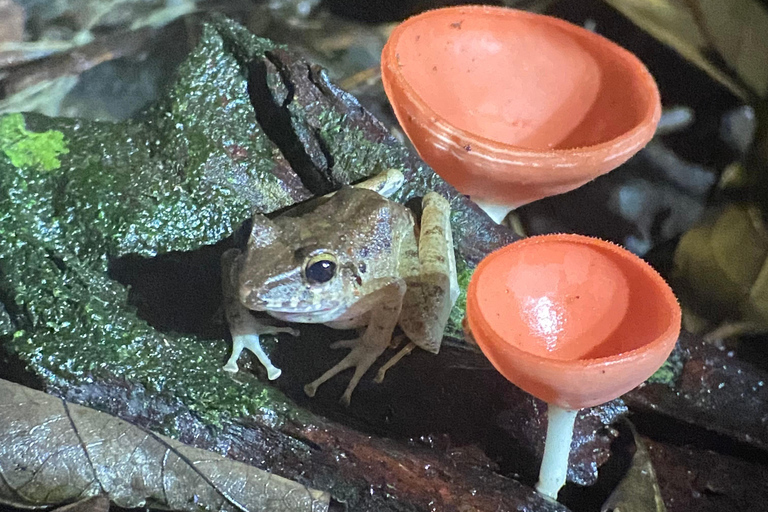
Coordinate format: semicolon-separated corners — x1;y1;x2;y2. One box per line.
536;404;579;499
472;199;514;225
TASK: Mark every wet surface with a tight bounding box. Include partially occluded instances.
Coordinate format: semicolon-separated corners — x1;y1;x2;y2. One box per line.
645;437;768;512
1;1;768;511
626;332;768;451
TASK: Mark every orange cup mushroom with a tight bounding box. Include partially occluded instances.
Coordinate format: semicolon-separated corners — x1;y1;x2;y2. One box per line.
381;6;662;223
465;234;681;499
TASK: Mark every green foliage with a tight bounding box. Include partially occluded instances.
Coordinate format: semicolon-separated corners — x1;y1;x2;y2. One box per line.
0;113;69;171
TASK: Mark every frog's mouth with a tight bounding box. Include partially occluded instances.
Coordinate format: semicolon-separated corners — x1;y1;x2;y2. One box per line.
243;293;340;313
259;300;343;314
267;306;346;324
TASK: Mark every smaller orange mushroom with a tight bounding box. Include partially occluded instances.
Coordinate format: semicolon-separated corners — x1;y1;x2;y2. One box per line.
381;6;661;222
465;234;681;499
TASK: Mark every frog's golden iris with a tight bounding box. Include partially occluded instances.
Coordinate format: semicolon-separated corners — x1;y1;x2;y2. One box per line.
304;252;338;284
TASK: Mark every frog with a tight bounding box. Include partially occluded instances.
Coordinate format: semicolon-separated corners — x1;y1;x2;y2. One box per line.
221;169;459;405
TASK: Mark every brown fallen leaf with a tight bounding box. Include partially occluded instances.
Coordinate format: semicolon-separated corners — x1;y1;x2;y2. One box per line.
602;0;768;101
602;422;666;512
52;495;110;512
0;378;329;512
672;203;768;334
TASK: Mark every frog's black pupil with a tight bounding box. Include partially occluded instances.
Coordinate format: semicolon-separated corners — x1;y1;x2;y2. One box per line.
307;260;336;283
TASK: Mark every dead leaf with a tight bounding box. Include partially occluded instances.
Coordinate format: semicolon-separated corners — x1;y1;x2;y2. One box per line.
53;495;110;512
0;378;329;512
602;422;666;512
673;203;768;332
603;0;768;101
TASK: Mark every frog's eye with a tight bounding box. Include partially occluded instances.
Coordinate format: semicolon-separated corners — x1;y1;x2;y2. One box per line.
305;253;337;284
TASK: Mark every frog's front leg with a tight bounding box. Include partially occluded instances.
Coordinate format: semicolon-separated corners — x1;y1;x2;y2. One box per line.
376;192;459;382
221;248;298;380
304;279;405;406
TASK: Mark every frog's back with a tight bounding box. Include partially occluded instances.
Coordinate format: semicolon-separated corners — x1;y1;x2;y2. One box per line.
277;187;412;240
327;187;408;220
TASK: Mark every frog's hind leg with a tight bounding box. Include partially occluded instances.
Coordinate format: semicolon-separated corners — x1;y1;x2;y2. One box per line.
374;342;416;383
222;249;299;380
377;192;459;382
323;168;405;199
304;280;405;406
353;168;404;197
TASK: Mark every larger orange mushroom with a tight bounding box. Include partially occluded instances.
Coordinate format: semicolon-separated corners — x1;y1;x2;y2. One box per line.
466;234;681;499
381;6;661;222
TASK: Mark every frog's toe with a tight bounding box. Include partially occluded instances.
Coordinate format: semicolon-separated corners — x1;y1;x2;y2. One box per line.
222;360;240;373
304;343;383;403
304;382;318;397
339;390;353;407
304;356;355;398
338;354;378;406
374;342;416;383
329;338;360;350
223;342;244;373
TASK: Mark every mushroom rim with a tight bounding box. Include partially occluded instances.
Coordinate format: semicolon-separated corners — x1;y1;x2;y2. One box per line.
465;233;682;371
381;5;662;162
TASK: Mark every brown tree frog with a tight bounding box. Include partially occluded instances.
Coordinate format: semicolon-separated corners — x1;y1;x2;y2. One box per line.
222;169;459;405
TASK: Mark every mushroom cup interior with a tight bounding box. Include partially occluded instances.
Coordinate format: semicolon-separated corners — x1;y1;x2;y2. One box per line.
393;7;656;150
466;234;681;409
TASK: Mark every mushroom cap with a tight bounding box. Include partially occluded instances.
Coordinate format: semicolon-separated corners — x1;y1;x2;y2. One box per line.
465;234;681;409
381;6;661;208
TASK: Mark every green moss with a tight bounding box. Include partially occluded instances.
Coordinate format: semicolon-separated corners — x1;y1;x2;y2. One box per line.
0;305;11;337
0;20;311;428
312;108;402;185
0;171;293;426
646;349;684;387
0;113;69;171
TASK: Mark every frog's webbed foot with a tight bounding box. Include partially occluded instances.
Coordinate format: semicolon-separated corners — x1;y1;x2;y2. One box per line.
222;247;299;380
304;337;389;406
223;322;299;380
